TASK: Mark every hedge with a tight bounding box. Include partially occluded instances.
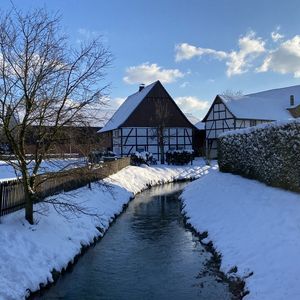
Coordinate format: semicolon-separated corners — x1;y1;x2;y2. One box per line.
131;151;157;166
166;149;194;165
218;120;300;192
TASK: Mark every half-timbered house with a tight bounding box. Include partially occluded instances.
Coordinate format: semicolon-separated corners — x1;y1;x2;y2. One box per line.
99;80;199;161
203;85;300;158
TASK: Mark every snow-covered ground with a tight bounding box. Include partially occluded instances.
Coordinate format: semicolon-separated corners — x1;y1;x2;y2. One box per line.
181;166;300;300
2;159;299;300
0;159;85;181
0;160;208;300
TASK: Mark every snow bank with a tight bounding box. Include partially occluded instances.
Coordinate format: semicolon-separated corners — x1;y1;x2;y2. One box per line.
0;159;208;300
108;160;209;194
0;184;131;300
181;169;300;300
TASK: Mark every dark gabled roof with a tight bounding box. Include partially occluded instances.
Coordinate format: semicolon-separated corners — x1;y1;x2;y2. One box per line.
99;80;197;132
99;81;157;132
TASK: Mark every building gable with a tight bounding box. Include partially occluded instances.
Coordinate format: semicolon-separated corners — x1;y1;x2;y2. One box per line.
202;96;236;122
219;85;300;120
122;81;194;128
99;81;157;133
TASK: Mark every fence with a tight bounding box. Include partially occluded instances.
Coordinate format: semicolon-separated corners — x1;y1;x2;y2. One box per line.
0;157;131;217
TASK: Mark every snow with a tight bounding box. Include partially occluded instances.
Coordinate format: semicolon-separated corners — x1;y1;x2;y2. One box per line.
219;118;300;137
184;113;200;126
166;149;194;154
99;81;157;133
99;81;198;133
219;84;300;120
0;184;131;300
108;160;208;194
0;159;85;182
0;159;209;300
194;121;205;130
181;166;300;300
2;157;300;300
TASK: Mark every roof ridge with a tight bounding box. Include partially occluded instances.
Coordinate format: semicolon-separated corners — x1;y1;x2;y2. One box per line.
246;84;300;97
99;81;159;132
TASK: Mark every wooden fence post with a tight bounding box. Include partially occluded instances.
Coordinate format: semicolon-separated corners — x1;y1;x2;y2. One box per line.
0;183;3;217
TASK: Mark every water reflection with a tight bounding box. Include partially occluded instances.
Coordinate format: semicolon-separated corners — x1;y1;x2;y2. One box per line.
33;183;231;300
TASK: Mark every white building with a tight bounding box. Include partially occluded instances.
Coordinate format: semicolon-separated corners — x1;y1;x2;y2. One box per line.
203;85;300;158
99;81;198;161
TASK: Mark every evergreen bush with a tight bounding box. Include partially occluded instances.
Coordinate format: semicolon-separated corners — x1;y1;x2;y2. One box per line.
218;120;300;192
131;151;157;166
166;149;194;165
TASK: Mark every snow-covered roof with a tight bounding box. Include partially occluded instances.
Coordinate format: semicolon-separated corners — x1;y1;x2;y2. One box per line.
184;113;205;130
99;81;158;133
218;85;300;121
194;121;205;130
185;113;200;125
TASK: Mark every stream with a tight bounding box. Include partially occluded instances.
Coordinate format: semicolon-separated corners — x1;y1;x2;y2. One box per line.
33;182;232;300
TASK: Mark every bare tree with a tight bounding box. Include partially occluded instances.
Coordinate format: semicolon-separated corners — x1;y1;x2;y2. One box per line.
220;89;243;98
0;8;112;224
151;98;170;164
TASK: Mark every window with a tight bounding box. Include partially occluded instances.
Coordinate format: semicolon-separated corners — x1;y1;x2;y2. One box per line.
177;128;184;136
169;128;176;136
137;128;146;135
137;136;147;144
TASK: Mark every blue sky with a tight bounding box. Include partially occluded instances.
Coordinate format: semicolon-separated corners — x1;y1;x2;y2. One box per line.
3;0;300;119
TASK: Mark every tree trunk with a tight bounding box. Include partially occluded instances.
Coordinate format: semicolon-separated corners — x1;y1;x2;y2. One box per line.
24;186;34;225
158;127;165;164
160;143;165;164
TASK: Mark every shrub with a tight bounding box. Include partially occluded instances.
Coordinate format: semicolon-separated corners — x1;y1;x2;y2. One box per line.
131;151;157;166
218;120;300;192
166;149;194;165
88;150;117;164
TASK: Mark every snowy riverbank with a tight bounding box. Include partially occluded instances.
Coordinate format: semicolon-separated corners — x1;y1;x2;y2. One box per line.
0;160;209;300
181;167;300;300
2;159;298;300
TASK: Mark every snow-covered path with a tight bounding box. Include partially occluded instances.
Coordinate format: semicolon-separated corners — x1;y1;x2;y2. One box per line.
0;160;209;300
181;167;300;300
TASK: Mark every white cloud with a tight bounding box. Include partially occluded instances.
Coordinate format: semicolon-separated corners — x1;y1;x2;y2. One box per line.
175;96;210;117
257;35;300;77
123;62;184;84
175;43;227;62
271;32;284;42
111;97;126;108
179;81;190;88
226;31;266;76
271;26;284;42
175;31;266;77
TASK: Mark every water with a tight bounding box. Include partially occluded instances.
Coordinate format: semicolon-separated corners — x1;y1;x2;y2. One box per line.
34;182;232;300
